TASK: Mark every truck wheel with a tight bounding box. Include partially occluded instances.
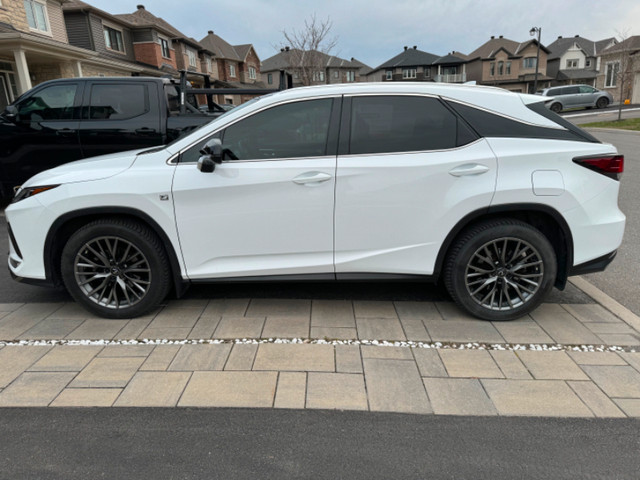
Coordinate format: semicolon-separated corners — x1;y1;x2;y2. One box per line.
444;219;557;321
61;219;171;319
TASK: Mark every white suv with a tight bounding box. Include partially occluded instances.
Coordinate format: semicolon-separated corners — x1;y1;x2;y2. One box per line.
6;83;625;321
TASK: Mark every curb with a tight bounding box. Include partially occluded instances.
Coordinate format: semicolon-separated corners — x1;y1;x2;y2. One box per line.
582;127;640;135
569;276;640;332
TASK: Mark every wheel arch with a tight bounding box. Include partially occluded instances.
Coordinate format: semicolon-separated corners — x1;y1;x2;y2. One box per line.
44;207;188;297
434;204;573;289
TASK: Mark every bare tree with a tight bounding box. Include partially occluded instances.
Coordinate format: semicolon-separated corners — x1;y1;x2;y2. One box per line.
279;15;338;86
613;29;634;121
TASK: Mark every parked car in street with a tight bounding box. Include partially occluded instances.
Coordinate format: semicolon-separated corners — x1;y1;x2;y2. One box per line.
6;83;625;321
538;84;613;112
0;77;228;202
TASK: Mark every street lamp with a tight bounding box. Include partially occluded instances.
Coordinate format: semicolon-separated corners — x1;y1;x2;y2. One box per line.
529;27;541;93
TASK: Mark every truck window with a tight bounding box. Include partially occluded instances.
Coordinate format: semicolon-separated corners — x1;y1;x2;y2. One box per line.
17;84;77;121
88;84;149;120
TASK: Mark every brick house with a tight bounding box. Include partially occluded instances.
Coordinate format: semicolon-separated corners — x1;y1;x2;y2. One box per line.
465;35;551;93
596;36;640;104
366;46;467;83
546;35;616;87
199;30;267;104
261;47;367;87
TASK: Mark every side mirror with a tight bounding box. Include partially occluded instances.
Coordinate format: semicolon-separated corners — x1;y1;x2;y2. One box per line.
3;105;17;122
197;138;223;173
200;138;223;163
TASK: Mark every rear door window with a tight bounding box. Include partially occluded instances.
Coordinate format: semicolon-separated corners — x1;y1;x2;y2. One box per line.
348;96;472;154
88;84;149;120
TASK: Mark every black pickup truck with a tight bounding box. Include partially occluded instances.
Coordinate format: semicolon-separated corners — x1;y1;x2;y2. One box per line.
0;75;254;201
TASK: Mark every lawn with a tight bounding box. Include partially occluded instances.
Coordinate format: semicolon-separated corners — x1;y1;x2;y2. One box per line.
581;118;640;131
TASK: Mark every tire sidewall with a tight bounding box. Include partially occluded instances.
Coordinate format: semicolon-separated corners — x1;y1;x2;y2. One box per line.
447;222;557;321
61;221;169;319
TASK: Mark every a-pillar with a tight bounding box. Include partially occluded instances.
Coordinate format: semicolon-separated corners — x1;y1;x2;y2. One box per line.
12;49;32;94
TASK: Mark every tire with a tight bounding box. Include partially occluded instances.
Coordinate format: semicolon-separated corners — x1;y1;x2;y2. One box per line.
61;218;171;319
550;102;562;113
443;219;557;322
596;97;609;109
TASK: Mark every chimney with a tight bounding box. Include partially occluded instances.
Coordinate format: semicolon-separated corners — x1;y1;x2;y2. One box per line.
413;46;417;49
404;46;408;51
491;36;495;39
574;34;579;38
136;4;145;9
558;35;562;39
499;35;503;39
208;30;213;35
285;46;290;52
280;48;284;52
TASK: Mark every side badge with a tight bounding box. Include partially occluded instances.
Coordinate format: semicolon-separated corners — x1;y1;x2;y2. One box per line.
159;194;169;201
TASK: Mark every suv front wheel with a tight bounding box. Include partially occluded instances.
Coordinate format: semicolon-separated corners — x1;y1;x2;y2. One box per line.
61;219;171;319
444;219;557;321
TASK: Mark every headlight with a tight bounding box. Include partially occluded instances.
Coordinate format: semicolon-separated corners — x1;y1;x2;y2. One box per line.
11;185;60;203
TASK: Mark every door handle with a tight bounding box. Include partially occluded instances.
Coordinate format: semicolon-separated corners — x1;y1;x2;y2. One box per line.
292;171;333;185
135;128;157;135
55;128;76;137
449;164;490;177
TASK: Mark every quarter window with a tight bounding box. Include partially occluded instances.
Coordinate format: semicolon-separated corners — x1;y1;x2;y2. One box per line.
17;84;77;121
349;96;467;155
220;99;333;160
104;26;124;52
23;0;49;33
88;84;148;120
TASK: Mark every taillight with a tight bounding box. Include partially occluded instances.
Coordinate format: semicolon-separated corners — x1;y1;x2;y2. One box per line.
573;154;624;180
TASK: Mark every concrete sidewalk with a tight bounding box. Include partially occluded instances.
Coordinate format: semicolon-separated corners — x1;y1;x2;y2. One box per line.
0;280;639;416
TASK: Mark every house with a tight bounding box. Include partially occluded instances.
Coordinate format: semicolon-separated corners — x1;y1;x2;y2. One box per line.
546;35;616;87
596;36;640;104
366;46;468;83
465;35;551;93
261;47;366;87
0;0;144;107
199;30;266;104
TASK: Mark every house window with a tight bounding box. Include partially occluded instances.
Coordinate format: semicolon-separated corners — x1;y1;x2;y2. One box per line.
566;59;579;68
506;61;511;75
187;49;197;67
385;70;393;80
334;71;339;79
424;67;430;77
229;64;236;77
585;59;592;68
523;57;537;69
104;26;124;52
267;73;273;84
313;71;325;82
346;71;355;82
605;62;619;87
160;38;170;58
402;68;416;79
248;66;257;80
23;0;49;33
206;57;212;72
498;61;504;75
490;63;495;76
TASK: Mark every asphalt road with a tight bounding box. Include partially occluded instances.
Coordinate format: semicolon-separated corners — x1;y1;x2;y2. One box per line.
0;408;638;480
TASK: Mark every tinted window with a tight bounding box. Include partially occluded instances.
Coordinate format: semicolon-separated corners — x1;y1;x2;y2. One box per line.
564;86;580;95
89;84;148;120
221;99;333;160
17;84;77;121
546;88;561;96
349;96;461;154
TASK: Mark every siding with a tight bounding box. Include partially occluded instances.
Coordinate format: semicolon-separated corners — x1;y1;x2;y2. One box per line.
47;0;68;43
64;12;93;50
89;13;136;63
132;28;155;43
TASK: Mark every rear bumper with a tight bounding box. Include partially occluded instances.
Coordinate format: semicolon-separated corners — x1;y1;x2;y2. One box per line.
568;250;617;276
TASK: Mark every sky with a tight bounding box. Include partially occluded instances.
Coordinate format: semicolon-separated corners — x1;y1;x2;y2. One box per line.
87;0;640;69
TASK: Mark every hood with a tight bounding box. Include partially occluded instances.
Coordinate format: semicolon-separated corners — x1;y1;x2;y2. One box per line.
21;149;146;188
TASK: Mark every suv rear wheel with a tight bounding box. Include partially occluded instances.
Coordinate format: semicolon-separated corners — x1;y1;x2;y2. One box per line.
444;219;557;321
61;219;171;319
